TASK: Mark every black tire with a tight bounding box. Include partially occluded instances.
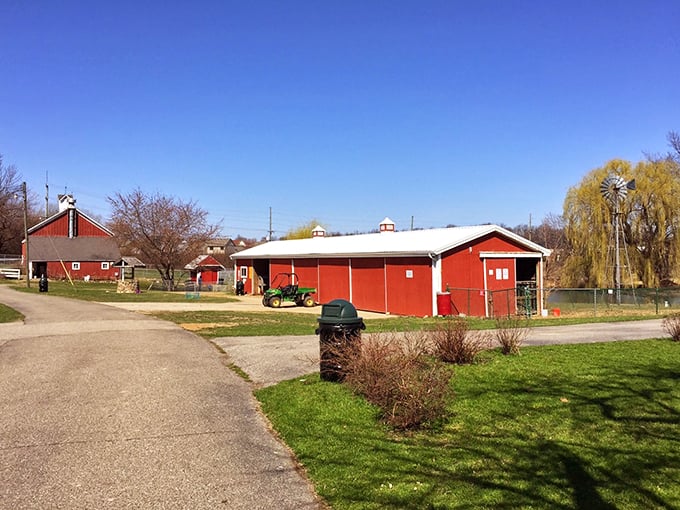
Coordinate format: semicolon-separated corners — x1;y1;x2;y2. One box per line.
262;296;268;306
303;295;315;307
269;296;282;308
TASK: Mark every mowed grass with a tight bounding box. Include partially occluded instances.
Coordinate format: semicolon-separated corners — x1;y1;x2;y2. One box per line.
9;279;239;303
150;310;663;338
0;303;23;323
256;340;680;509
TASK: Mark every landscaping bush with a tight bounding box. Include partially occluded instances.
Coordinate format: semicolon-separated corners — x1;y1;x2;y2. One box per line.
662;313;680;341
340;332;454;429
494;317;530;355
430;317;491;364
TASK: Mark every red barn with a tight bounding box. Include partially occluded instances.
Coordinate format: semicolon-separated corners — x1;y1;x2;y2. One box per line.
24;195;121;281
184;254;226;287
231;219;551;317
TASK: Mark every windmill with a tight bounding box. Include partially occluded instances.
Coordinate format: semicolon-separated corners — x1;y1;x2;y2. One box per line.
600;173;636;304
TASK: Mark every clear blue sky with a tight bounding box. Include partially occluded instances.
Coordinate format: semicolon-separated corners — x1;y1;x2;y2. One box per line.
2;1;679;239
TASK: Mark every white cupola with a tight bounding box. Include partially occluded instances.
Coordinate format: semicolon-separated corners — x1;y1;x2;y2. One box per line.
312;225;326;238
379;217;395;233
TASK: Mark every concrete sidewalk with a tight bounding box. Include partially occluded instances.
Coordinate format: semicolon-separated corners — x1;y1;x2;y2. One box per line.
0;286;321;509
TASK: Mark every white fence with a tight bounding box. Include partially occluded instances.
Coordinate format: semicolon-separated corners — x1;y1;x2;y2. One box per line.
0;268;21;279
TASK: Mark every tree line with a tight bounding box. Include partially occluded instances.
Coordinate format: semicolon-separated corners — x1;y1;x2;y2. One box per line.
2;130;679;289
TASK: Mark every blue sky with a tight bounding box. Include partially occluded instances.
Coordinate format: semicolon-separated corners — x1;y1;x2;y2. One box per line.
2;1;679;239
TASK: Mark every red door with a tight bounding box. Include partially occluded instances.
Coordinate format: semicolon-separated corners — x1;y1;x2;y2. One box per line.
484;258;516;317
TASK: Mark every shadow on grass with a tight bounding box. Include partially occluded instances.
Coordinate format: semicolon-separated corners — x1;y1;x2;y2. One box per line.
261;343;680;509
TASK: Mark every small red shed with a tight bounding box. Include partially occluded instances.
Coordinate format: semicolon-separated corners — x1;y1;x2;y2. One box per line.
184;254;226;287
231;220;551;317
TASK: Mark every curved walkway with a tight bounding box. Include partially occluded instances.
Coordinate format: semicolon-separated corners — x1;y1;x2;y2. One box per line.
0;286;321;509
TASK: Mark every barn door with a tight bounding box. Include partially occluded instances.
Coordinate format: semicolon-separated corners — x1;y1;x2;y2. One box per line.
484;258;516;317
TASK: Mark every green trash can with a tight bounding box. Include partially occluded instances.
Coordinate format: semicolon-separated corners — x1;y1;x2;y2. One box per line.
315;299;365;382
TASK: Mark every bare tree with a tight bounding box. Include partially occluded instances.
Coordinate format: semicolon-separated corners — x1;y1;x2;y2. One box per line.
668;131;680;163
107;189;221;290
0;155;37;255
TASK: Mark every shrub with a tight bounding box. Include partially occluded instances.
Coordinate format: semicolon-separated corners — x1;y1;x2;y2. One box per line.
430;318;491;364
494;317;530;355
339;332;454;429
662;313;680;342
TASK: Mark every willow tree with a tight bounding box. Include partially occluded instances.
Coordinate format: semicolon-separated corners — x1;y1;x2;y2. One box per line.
283;219;326;240
562;158;680;288
562;160;633;287
627;158;680;286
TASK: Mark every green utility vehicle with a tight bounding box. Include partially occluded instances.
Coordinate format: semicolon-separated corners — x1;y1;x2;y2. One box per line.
262;272;317;308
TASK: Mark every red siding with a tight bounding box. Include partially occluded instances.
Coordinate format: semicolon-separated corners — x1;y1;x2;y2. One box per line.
236;260;253;294
293;259;319;293
32;212;110;237
76;215;110;237
385;257;432;317
442;233;526;316
351;258;386;313
270;259;293;278
32;215;70;236
47;261;117;280
318;258;350;303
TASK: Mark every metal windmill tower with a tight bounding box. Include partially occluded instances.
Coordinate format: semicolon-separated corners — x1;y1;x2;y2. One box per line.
600;173;636;304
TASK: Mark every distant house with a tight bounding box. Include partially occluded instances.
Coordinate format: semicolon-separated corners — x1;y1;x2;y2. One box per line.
24;195;120;280
184;254;226;287
197;238;243;271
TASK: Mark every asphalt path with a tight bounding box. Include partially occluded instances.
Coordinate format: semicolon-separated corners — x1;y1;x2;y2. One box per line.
0;286;321;510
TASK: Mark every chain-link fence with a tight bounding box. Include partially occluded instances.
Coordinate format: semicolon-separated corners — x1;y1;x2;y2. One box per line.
447;286;680;318
545;287;680;316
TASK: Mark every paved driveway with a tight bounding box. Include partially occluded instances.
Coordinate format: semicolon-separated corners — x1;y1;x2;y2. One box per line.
0;286;321;509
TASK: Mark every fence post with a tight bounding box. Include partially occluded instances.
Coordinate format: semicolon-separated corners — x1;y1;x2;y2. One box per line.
655;287;659;315
593;288;597;317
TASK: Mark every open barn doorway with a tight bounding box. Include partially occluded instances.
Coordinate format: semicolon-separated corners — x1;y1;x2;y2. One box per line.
253;259;270;295
516;257;539;315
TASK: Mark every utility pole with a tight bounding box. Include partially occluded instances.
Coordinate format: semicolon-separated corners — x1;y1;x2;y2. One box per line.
268;207;273;241
22;182;30;288
45;172;49;218
410;216;414;230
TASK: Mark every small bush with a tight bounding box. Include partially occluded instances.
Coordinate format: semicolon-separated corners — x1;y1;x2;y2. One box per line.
494;317;530;355
339;332;454;429
662;313;680;342
430;318;491;364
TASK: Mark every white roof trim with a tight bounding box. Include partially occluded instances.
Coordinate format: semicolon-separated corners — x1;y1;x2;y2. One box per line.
479;251;546;259
232;224;551;260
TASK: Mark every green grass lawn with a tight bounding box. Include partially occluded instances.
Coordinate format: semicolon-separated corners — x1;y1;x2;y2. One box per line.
0;303;24;323
149;310;665;338
8;279;239;303
256;340;680;509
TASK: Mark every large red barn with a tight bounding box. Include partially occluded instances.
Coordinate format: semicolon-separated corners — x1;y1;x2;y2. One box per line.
24;195;121;281
231;219;551;317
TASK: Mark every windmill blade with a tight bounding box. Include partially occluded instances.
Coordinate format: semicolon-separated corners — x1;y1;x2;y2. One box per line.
626;179;636;191
600;174;627;203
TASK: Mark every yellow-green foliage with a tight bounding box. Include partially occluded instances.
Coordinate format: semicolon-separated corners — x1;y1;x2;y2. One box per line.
563;158;680;287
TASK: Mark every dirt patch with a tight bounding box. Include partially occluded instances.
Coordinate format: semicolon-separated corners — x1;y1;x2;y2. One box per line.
180;322;239;331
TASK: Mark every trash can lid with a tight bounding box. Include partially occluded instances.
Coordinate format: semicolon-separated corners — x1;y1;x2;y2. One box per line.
317;299;363;325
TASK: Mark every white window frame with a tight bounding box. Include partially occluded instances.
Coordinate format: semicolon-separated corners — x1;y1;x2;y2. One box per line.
240;266;248;279
101;262;110;270
72;262;81;271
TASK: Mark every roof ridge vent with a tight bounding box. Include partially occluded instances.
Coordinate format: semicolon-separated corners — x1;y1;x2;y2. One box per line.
379;217;395;233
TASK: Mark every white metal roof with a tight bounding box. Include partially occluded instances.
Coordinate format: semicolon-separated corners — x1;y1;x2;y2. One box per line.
231;224;551;260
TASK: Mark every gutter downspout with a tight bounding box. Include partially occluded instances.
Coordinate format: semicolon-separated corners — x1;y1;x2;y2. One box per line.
429;252;441;317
